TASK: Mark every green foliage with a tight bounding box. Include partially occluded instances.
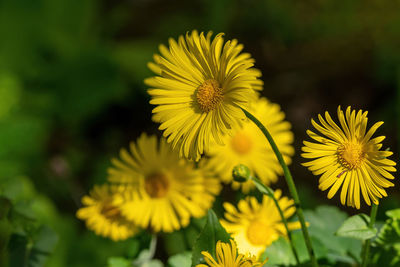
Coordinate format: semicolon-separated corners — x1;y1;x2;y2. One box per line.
0;0;399;266
304;206;362;264
0;175;59;267
107;256;165;267
262;236;297;266
375;219;400;246
8;226;58;267
262;206;363;266
371;209;400;266
385;209;400;220
167;252;191;267
191;210;231;267
107;257;131;267
105;236;166;267
0;197;12;266
336;214;377;241
153;216;207;264
162;217;206;256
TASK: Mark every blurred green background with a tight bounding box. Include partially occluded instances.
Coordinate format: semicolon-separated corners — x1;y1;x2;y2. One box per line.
0;0;399;266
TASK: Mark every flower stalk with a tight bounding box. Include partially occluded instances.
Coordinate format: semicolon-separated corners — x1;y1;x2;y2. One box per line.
242;108;319;267
361;203;378;267
248;174;300;265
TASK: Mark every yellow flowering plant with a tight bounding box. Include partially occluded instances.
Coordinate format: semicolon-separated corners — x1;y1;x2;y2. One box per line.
73;30;399;267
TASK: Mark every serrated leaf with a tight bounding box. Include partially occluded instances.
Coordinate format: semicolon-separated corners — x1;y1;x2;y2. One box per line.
375;218;400;246
191;210;230;267
371;245;400;266
168;251;191;267
336;214;377;240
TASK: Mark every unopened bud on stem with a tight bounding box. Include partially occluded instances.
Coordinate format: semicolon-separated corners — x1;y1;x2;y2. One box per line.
232;164;251;182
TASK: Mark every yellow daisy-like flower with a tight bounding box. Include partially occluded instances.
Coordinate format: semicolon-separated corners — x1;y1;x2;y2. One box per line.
196;239;265;267
107;133;221;233
146;30;263;161
221;190;300;257
207;97;294;193
302;106;396;209
76;184;138;241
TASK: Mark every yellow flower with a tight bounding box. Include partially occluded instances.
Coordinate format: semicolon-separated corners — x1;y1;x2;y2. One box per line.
207;97;294;192
221;190;300;257
302;106;396;209
196;239;265;267
76;184;138;241
107;133;221;232
146;30;263;161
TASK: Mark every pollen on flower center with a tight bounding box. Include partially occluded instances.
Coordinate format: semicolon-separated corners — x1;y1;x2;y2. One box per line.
246;220;272;245
231;132;253;155
196;79;224;112
337;142;365;170
145;173;170;198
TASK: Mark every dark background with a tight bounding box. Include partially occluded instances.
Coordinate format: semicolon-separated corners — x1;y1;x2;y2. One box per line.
0;0;399;266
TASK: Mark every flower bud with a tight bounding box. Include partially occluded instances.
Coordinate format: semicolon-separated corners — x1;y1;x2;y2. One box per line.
232;164;251;182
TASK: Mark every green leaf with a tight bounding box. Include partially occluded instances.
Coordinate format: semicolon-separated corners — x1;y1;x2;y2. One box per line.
135;249;153;264
163;231;187;255
303;206;362;264
107;257;131;267
163;223;203;255
8;225;58;267
142;259;163;267
386;209;400;220
261;237;296;266
375;217;400;246
28;226;59;267
8;234;28;267
292;230;328;263
31;226;58;254
261;231;327;266
371;219;400;266
371;245;400;266
191;210;230;267
336;214;377;240
167;251;191;267
0;210;13;254
250;176;274;197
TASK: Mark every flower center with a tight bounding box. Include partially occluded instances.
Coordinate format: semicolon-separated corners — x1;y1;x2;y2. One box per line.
246;220;272;246
231;132;253;155
337;142;365;170
196;79;224;112
145;173;170;198
101;201;122;220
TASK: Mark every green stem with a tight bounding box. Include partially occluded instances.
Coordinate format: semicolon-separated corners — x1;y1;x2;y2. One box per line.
249;176;300;265
361;203;378;267
242;108;318;267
